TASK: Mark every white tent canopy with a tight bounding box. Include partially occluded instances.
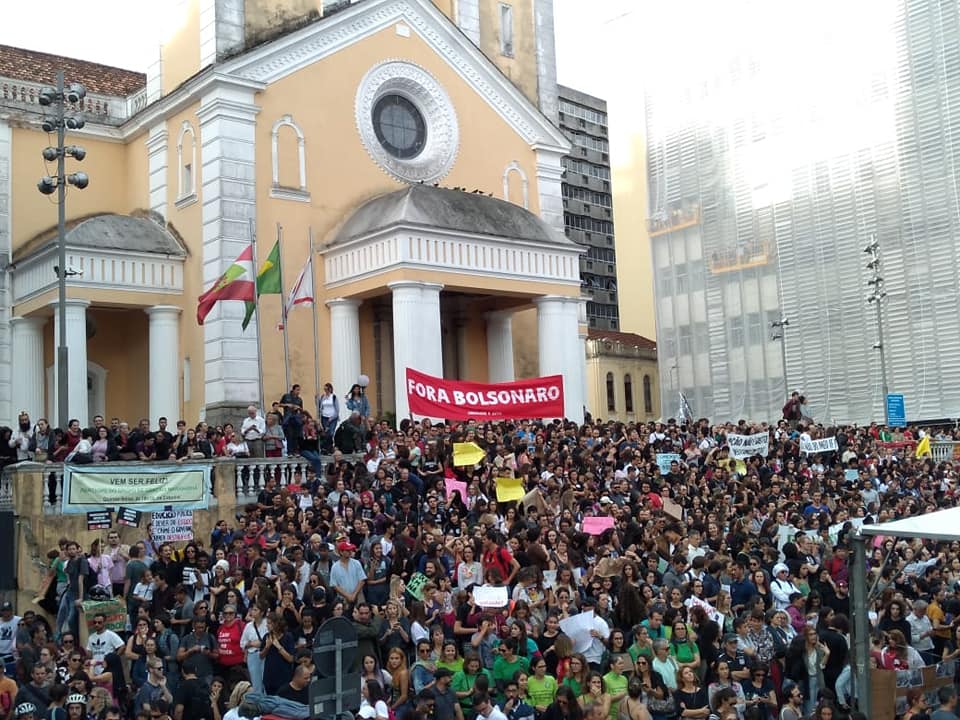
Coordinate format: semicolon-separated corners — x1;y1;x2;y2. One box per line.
860;505;960;541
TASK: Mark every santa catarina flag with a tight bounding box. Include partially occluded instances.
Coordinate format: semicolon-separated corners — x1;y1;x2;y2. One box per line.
197;245;255;325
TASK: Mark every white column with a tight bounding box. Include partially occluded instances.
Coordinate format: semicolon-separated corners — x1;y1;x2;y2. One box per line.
10;317;46;423
577;298;589;421
485;311;515;383
535;296;584;422
390;281;443;421
52;299;90;425
327;298;361;421
146;306;181;425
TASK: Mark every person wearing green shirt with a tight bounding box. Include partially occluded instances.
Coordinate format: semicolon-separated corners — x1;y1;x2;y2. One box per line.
452;653;492;711
627;625;654;665
667;621;700;673
601;656;629;720
562;654;589;698
436;640;464;674
492;638;530;703
526;657;557;713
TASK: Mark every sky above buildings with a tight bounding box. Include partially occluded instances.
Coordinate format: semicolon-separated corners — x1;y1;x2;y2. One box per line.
0;0;637;161
0;0;620;82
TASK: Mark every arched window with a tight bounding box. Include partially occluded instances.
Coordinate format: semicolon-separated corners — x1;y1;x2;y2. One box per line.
176;121;197;206
502;161;529;208
270;114;310;202
606;372;615;412
624;374;634;413
643;375;653;414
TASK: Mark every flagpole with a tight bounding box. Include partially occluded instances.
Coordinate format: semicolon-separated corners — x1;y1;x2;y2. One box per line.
309;227;321;402
250;219;266;410
277;222;291;391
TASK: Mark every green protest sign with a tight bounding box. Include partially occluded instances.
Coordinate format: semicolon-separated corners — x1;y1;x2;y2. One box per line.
406;572;429;601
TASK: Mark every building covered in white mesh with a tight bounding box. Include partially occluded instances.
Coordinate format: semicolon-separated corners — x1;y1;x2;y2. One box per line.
646;0;960;424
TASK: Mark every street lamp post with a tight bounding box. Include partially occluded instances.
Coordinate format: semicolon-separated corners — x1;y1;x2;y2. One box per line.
864;236;889;425
36;71;88;430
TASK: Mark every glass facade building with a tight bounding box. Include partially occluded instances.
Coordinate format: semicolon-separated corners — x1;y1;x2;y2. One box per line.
646;0;960;424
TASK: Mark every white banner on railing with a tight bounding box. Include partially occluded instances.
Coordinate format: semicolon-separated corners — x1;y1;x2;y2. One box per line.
61;464;210;514
727;433;770;459
800;436;839;454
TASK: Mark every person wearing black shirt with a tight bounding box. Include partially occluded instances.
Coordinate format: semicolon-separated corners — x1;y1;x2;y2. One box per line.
276;664;311;704
818;612;849;696
155;417;174;460
395;497;419;528
173;657;212;720
717;634;751;682
151;544;181;588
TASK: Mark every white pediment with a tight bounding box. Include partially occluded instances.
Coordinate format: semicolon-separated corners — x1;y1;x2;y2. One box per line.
221;0;569;150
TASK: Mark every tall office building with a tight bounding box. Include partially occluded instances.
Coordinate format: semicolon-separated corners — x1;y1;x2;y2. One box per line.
641;0;960;424
558;86;620;330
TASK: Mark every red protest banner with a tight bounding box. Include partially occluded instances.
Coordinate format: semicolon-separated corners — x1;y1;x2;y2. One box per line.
406;368;564;420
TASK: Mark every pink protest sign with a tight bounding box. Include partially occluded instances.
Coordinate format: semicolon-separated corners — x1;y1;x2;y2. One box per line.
445;477;467;503
582;516;615;535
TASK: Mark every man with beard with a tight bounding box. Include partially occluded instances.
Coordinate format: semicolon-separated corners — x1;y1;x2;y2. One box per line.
8;413;32;462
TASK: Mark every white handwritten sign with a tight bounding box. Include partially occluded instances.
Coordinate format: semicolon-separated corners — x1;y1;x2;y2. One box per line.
472;585;509;608
150;510;194;543
727;433;769;459
800;437;839;454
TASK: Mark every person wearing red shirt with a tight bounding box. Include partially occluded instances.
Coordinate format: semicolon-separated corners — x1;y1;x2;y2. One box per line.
53;419;82;462
481;529;519;585
216;604;245;683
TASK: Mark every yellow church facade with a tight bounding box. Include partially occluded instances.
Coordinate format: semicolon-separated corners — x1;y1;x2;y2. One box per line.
0;0;593;427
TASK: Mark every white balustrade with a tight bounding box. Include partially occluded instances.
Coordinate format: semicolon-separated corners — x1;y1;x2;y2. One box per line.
323;230;581;287
0;78;139;123
13;246;184;304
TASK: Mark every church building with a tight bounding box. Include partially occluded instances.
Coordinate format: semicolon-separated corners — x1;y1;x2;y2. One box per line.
0;0;590;427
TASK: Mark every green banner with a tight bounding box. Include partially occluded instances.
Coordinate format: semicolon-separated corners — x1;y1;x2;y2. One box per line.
62;464;210;514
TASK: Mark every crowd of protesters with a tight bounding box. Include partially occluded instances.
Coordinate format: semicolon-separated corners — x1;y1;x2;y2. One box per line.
3;386;960;720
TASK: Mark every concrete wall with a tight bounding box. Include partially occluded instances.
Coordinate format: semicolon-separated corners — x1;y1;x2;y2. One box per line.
11;462;243;617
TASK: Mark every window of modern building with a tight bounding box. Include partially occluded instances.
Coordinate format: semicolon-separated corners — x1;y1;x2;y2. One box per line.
606;372;616;411
746;312;764;345
679;325;692;355
643;375;653;413
729;316;745;347
499;3;514;56
559;99;608;126
624;375;634;413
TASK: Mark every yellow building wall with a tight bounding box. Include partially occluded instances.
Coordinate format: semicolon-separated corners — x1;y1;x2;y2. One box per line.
612;133;656;339
461;315;489;382
586;354;660;423
40;309;150;424
511;307;538;378
477;0;539;108
125;132;150;212
87;309;151;423
430;0;455;19
165;102;205;424
162;0;202;95
248;22;547;405
10;129;132;249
